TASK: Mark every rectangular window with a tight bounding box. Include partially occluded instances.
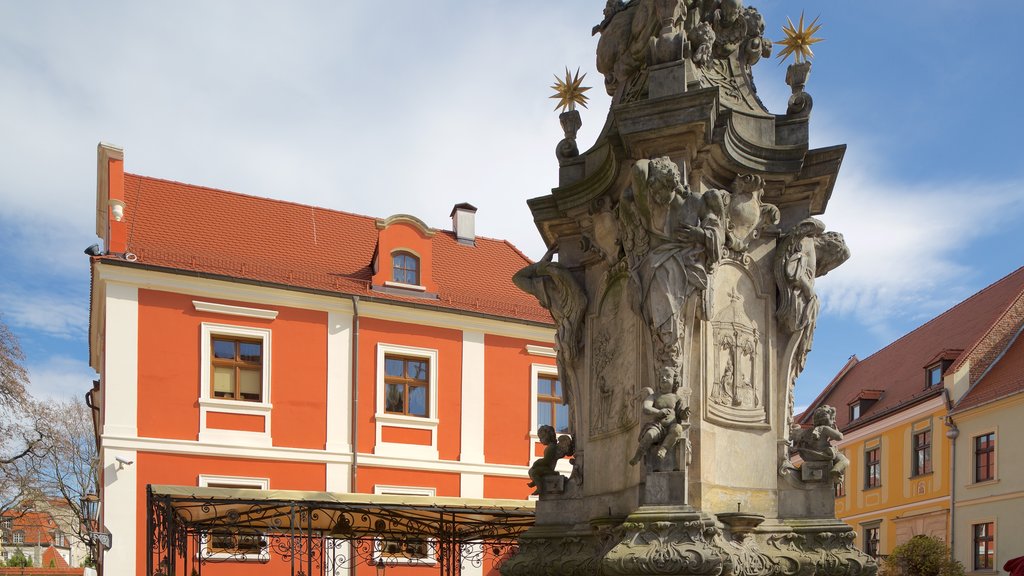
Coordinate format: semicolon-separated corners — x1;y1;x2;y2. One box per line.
210;336;263;402
863;526;880;557
850;403;861;420
199;476;269;561
374;486;437;566
927;365;943;387
384;355;430;417
912;430;932;476
834;477;846;498
865;446;881;489
973;522;994;570
536;374;569;434
975;432;995;482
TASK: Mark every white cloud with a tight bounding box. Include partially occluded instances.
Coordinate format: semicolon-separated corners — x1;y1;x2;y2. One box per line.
0;287;89;340
814;169;1024;341
26;355;95;402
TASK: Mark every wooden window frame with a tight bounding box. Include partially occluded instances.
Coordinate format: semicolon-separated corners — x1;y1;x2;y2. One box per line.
912;429;933;477
392;251;420;286
974;432;995;483
210;336;264;402
383;354;431;418
865;446;881;489
536;374;568;434
863;525;880;557
972;522;994;570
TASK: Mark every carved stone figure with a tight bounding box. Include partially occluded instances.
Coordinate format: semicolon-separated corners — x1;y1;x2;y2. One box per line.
528;425;575;495
789;406;849;483
775;219;850;425
513;246;588;436
629;385;691;469
594;0;662;97
725;173;779;252
622;157;726;391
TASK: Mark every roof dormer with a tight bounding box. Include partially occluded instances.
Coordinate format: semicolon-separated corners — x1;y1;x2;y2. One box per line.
372;214;437;296
847;389;883;422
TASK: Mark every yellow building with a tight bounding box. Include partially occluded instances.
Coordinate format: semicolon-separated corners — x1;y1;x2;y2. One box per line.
799;267;1024;560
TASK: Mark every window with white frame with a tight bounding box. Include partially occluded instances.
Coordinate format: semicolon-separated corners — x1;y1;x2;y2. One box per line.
374;344;439;459
373;486;437;566
198;475;270;561
201;323;271;406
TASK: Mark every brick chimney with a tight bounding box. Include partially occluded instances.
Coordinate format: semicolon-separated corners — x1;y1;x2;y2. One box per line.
450;203;477;246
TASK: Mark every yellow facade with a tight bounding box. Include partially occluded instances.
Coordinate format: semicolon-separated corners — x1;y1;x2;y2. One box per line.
834;396;951;557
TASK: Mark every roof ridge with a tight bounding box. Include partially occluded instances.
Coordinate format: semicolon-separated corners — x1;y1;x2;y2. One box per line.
125;172;382;223
948;282;1024;375
848;266;1024;368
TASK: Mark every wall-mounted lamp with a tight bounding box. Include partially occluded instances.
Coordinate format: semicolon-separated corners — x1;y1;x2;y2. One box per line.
109;198;125;222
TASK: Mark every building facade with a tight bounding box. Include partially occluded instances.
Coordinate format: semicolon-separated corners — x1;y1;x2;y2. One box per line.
799;267;1024;567
87;144;558;574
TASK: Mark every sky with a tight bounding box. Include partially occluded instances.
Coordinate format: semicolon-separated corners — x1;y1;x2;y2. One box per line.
1;1;1022;411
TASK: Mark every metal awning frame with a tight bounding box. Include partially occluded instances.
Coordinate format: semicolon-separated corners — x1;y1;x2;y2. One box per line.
146;485;534;576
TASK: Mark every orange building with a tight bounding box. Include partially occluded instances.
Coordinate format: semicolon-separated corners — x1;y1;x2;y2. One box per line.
86;144;558;574
799;267;1024;563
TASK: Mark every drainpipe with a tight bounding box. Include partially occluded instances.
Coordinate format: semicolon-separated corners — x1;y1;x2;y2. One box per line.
350;296;361;494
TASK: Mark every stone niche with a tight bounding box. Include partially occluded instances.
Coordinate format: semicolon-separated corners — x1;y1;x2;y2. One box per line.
502;1;874;575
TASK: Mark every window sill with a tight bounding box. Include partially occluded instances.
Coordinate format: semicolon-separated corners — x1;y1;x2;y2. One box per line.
375;413;439;427
967;478;999;488
202;551;269;562
383;280;427;292
863;485;882;491
909;471;934;479
200;398;273;413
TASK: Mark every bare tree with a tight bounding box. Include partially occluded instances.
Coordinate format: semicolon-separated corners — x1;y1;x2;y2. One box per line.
35;398;100;549
0;316;46;517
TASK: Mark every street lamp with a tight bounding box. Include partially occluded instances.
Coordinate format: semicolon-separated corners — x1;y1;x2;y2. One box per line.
80;493;100;528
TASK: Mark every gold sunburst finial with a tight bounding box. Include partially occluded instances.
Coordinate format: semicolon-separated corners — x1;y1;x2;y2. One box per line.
776;12;824;64
550;67;591;113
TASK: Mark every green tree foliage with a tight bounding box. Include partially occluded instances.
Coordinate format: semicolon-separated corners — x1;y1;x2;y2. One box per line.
885;535;964;576
6;550;32;567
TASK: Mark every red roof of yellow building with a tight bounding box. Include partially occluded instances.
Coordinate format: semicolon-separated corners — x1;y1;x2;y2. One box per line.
801;266;1024;430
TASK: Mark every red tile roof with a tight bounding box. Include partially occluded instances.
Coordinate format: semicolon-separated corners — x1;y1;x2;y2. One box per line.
800;266;1024;431
99;174;552;325
41;546;70;569
955;323;1024;411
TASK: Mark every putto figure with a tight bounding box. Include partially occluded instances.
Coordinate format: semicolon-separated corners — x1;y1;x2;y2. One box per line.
789;405;848;483
528;425;575;495
629;385;691;468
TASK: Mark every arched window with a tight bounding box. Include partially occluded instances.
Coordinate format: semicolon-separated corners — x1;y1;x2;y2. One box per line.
392;252;420;285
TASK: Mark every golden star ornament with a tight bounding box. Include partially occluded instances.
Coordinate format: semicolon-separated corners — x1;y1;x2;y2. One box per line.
776;12;824;64
550;67;591;113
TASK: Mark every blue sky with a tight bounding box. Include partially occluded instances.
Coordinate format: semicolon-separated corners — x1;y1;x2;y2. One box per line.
1;1;1022;410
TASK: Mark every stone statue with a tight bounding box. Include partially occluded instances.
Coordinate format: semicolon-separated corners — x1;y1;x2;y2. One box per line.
513;246;588;436
789;406;848;483
528;425;575;495
629;385;691;468
622;157;726;392
775;219;850;425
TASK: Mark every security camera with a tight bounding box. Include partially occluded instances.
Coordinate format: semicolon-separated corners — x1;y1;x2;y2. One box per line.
115;456;134;466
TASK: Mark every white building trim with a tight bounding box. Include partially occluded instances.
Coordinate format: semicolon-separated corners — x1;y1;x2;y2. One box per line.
192;300;279;320
101;447;137;573
103;282;138;438
326;311;354;453
460;331;485;464
528;364;572;474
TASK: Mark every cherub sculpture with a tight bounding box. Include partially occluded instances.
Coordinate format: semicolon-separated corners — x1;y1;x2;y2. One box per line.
790;405;848;482
629;383;691;469
527;425;575;495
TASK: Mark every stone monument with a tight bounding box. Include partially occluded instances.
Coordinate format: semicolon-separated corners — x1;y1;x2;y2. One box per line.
502;2;875;575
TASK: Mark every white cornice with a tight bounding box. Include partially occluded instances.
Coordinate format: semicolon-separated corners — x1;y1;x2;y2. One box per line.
525;345;557;358
192;300;278;319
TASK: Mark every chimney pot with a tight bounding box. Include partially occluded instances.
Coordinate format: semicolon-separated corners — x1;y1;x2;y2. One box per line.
450;202;478;245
